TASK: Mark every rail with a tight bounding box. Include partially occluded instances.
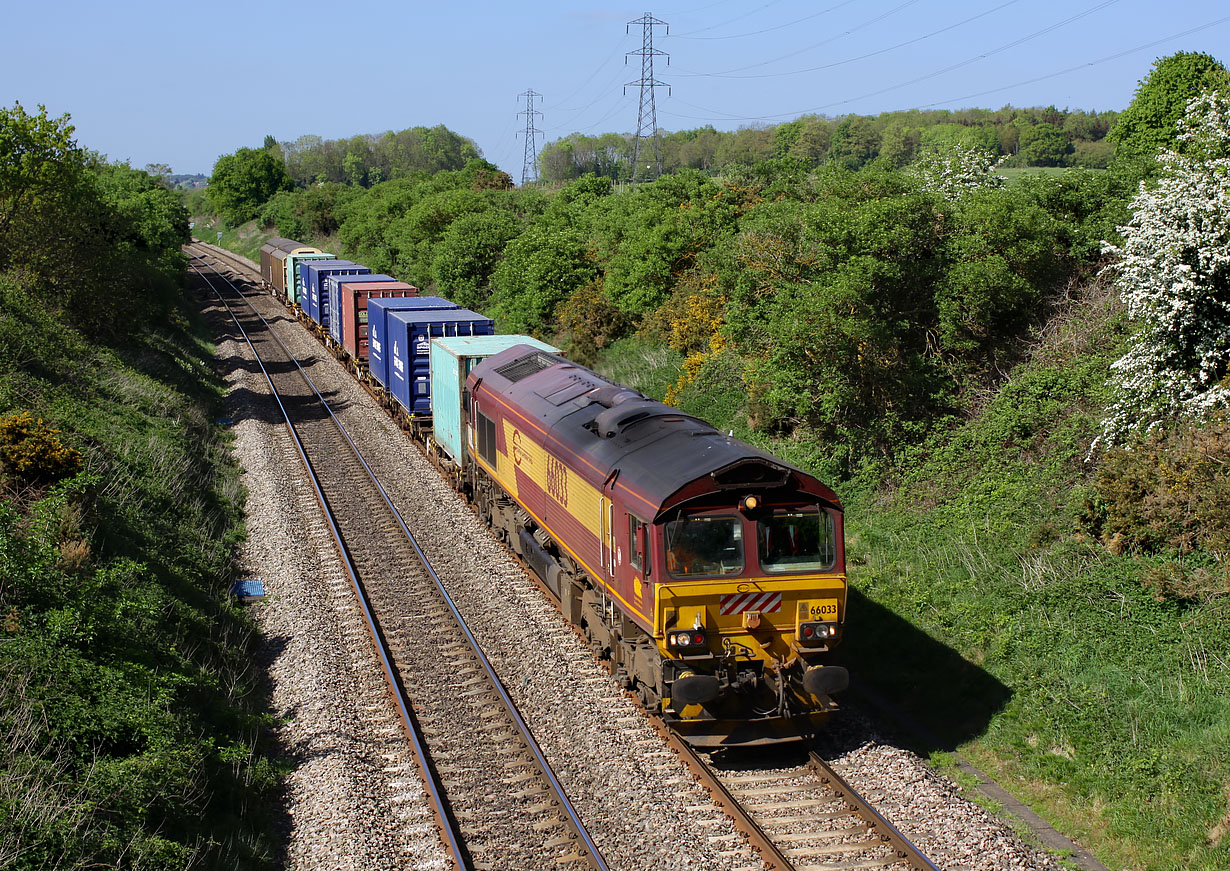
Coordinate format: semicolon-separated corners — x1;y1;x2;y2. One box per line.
189;246;609;871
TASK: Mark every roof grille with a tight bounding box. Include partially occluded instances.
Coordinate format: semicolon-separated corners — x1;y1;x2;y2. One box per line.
495;352;559;383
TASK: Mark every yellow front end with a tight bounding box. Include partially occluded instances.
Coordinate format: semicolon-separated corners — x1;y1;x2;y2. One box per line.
655;574;848;747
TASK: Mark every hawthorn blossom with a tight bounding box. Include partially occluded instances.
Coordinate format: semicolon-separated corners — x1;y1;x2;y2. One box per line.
911;145;1006;199
1099;91;1230;447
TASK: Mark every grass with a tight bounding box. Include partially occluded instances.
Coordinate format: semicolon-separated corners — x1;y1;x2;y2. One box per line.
627;276;1230;868
0;275;281;869
835;289;1230;869
593;337;684;401
996;166;1103;180
204;191;1228;867
188;215;273;262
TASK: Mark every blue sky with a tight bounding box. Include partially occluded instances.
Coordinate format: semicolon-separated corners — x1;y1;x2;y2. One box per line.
4;0;1228;179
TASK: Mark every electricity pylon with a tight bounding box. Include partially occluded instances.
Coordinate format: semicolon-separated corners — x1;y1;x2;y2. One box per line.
518;89;543;186
625;13;669;183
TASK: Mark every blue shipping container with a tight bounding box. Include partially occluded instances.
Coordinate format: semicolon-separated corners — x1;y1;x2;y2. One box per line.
385;309;494;415
298;260;356;322
367;297;461;389
324;273;393;343
300;261;369;326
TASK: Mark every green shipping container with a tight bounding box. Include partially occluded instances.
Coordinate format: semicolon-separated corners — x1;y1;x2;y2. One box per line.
284;252;336;305
430;334;560;468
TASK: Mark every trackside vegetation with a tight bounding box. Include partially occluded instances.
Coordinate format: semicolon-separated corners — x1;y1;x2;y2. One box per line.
1;103;279;869
198;51;1230;870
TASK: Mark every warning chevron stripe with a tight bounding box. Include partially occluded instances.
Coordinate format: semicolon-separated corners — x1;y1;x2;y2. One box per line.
719;591;782;615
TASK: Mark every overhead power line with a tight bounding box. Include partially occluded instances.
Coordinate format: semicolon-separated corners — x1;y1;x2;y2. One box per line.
669;0;783;38
669;0;858;41
550;36;633;113
658;11;1230;126
660;0;1125;123
673;0;1020;80
910;12;1230;111
674;0;922;78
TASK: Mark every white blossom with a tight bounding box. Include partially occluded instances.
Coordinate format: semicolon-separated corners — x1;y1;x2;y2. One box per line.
911;145;1006;199
1098;91;1230;447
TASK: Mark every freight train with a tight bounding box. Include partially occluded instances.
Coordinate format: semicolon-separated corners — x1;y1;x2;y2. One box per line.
255;236;849;747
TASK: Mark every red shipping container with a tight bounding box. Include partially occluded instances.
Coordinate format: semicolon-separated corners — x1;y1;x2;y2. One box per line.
336;280;420;359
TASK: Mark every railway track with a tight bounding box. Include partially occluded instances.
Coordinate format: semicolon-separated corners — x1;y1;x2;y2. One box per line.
188;244;607;871
190;241;945;871
530;590;940;871
694;746;939;871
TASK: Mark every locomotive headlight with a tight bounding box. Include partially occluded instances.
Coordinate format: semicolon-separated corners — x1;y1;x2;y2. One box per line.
739;494;760;512
668;629;707;651
798;622;836;645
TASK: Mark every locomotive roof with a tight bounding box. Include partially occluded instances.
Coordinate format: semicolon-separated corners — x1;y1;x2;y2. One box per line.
469;344;841;520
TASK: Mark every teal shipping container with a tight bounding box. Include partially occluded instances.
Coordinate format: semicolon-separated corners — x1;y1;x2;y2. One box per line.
284;252;336;305
429;335;560;468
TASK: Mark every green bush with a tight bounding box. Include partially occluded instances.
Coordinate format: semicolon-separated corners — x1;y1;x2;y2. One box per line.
553;280;630;366
1090;416;1230;572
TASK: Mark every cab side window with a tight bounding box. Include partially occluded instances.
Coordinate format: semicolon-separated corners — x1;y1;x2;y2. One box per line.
628;515;651;578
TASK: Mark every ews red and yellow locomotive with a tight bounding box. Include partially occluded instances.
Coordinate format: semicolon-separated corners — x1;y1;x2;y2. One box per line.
465;344;849;747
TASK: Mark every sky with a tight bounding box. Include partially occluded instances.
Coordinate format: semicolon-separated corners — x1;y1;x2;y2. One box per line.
4;0;1229;180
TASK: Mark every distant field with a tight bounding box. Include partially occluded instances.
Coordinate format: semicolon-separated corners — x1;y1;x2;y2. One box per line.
996;166;1100;180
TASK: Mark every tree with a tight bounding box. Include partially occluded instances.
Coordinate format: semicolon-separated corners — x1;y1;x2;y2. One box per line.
714;126;775;167
489;227;595;333
601;171;739;316
829;116;880;169
879;121;919;167
1;102;188;336
1098;91;1230;447
721;167;949;457
910;145;1004;200
206;147;293;225
1016;122;1073;166
1108;51;1230;162
430;209;522;310
259;182;360;241
0;103;83;260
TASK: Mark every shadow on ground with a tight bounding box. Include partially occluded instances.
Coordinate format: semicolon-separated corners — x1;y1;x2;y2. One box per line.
830;586;1012;755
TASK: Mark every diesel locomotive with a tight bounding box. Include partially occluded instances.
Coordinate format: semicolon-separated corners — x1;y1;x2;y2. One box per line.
461;344;849;747
254;237;850;747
